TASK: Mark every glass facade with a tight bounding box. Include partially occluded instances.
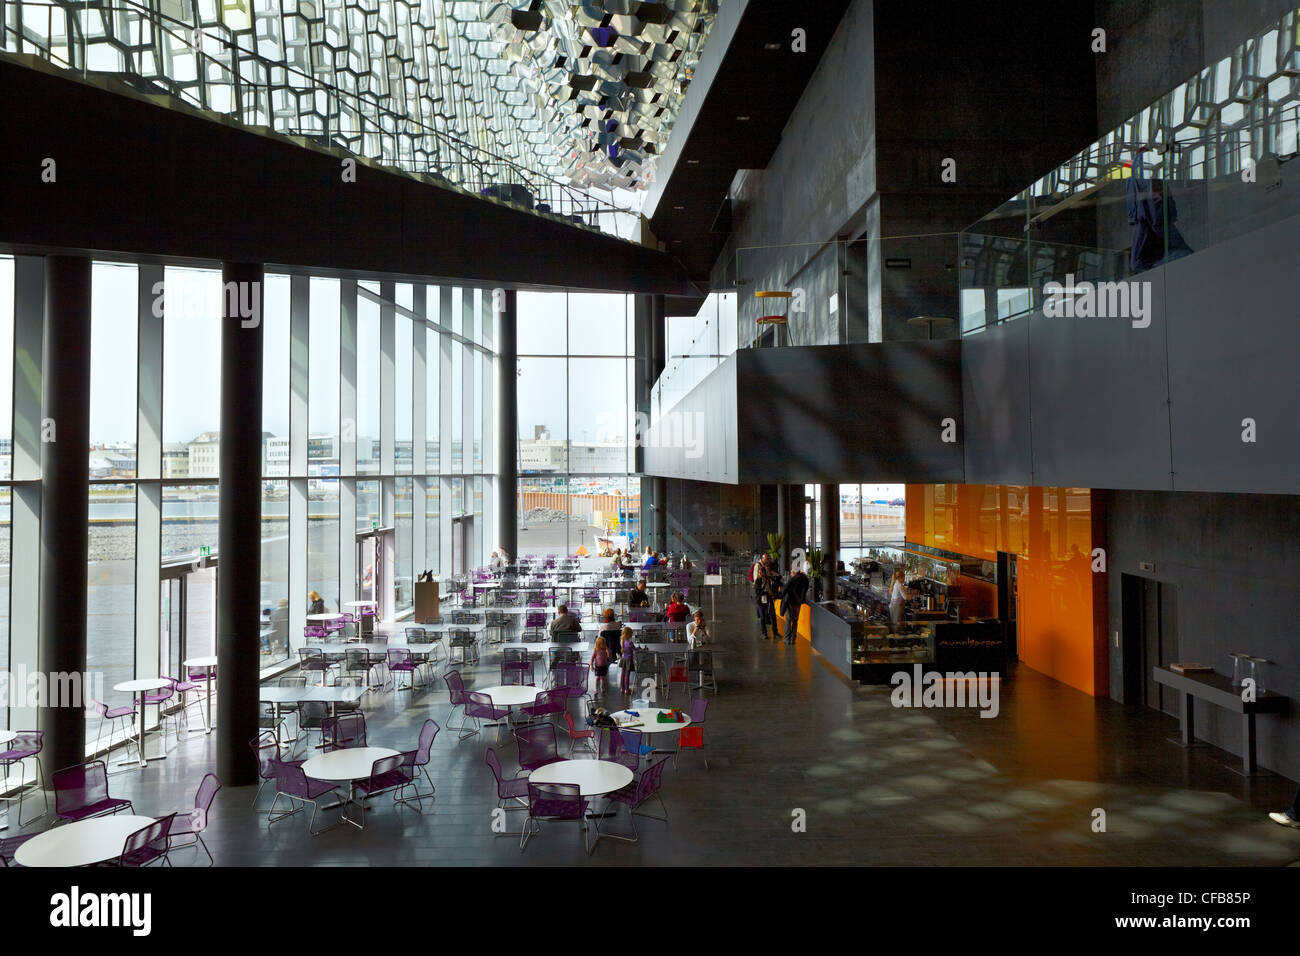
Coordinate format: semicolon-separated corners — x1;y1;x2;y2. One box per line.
0;260;498;735
516;292;638;557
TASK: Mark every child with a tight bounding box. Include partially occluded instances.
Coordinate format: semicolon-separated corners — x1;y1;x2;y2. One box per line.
619;626;636;695
590;635;611;697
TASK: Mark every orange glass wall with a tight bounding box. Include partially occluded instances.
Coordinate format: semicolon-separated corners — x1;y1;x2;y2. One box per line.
905;484;1107;696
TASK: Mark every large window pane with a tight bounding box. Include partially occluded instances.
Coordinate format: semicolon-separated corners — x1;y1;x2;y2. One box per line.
451;338;463;471
518;291;566;354
568;292;627;355
87;483;134;738
91;263;138;472
395;305;413;475
357;480;381;532
426;324;440;473
262;275;290;478
309;478;340;614
395;477;412;612
518;474;567;557
517;357;566;473
424;479;440;575
473;349;483;472
261;478;289;666
163;267;221;473
568;358;626;471
309;278;340;467
357;284;381;475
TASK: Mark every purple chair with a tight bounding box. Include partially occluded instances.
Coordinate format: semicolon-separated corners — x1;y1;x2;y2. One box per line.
397;719;440;811
513;723;563;775
348;755;410;828
524;609;547;629
321;712;367;751
519;688;566;725
166;772;221;865
598;727;641;772
91;700;137;763
485;748;529;835
114;812;177;867
463;692;511;744
0;730;47;826
168;674;207;733
602;755;670;844
386;647;421;692
0;833;37;867
267;759;341;835
250;733;302;811
135;679;179;751
501;657;536;686
52;760;133;822
554;662;590;700
443;670;470;738
520;781;590;853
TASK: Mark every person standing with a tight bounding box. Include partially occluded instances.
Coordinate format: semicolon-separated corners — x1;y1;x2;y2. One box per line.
889;569;912;628
780;566;810;645
756;555;780;639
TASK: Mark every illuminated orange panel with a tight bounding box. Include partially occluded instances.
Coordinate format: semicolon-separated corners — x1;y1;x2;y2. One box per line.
905;483;1106;696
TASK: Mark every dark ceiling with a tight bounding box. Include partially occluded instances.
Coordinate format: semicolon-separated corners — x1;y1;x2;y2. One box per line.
649;0;853;296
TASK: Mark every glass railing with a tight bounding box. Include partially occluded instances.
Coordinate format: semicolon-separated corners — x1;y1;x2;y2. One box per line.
1;0;640;238
961;2;1300;333
650;232;978;420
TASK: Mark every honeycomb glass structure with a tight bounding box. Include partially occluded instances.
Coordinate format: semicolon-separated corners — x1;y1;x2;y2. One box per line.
1;0;717;229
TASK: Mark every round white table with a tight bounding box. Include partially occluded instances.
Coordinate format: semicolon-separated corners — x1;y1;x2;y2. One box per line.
113;678;172;767
611;708;692;736
529;758;632;798
302;746;399;784
302;746;400;830
15;815;156;867
307;613;346;621
343;601;376;608
476;685;541;708
183;655;217;735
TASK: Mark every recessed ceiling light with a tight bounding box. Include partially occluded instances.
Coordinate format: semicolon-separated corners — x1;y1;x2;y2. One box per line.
763;42;781;51
673;204;685;210
686;158;700;164
736;115;751;121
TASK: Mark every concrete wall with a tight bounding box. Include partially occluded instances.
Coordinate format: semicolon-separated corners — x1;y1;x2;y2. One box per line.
1106;489;1300;780
962;209;1300;495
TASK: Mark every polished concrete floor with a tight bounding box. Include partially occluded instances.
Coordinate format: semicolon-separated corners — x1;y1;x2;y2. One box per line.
19;586;1300;866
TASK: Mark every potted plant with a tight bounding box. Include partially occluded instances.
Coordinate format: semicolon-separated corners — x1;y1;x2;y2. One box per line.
806;547;825;602
766;532;784;564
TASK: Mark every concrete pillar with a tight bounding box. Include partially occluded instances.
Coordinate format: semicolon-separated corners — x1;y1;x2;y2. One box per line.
39;256;92;771
216;262;263;786
497;291;518;559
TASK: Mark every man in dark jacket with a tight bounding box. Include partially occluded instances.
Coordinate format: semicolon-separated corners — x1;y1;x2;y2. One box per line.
628;579;650;609
780;568;810;645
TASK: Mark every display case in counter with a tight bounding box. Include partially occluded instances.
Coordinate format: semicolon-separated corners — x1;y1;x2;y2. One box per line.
807;601;938;685
852;622;935;685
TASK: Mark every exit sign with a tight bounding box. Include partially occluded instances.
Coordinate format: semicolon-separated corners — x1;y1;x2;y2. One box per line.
199;546;210;557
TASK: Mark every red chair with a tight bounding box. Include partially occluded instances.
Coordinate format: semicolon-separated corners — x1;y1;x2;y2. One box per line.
562;711;595;756
676;697;709;770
